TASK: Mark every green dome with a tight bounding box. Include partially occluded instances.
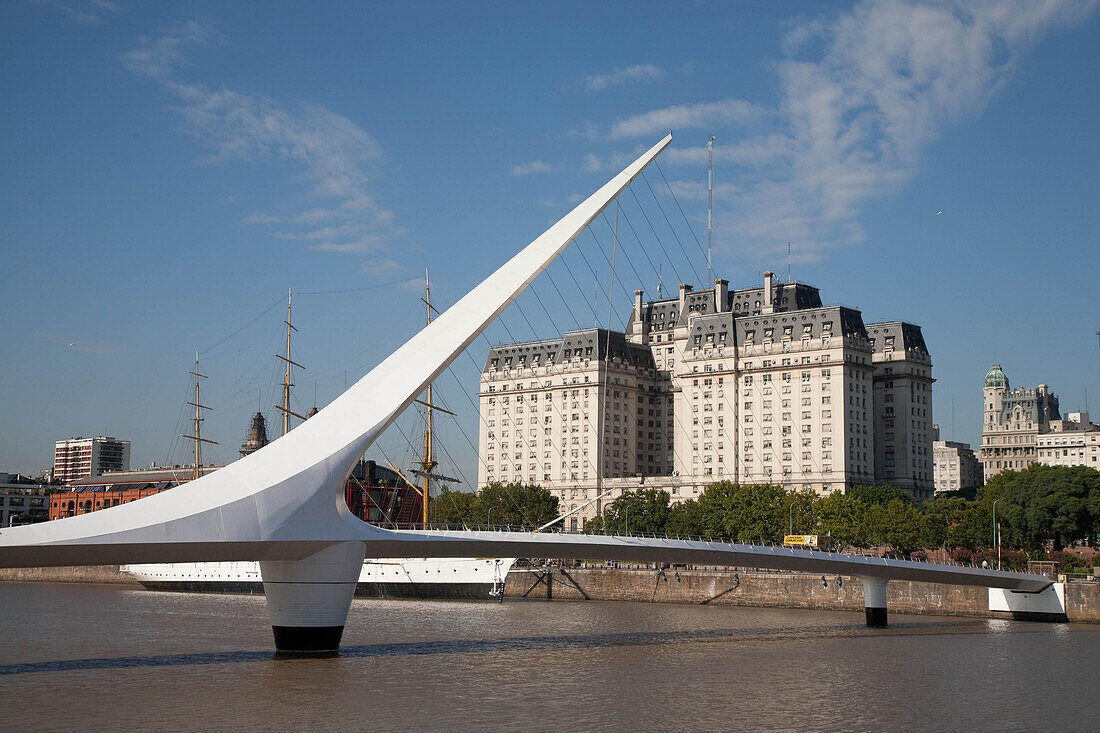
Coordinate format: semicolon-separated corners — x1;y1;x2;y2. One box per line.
984;364;1009;389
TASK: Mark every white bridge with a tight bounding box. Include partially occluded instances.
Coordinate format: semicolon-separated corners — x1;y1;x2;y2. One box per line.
0;135;1052;653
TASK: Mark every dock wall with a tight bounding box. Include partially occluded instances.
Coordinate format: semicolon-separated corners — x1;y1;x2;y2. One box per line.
505;567;1100;623
0;565;138;584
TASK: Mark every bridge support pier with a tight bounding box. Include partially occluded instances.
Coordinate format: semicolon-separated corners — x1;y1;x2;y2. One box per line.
859;576;889;627
260;541;365;654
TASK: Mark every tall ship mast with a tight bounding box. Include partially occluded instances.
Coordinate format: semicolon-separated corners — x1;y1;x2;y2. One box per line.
402;270;461;528
274;288;306;435
126;279;509;600
180;352;217;481
420;271;435;528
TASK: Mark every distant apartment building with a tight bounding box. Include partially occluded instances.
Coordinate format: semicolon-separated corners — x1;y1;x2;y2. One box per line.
979;366;1097;480
1036;412;1100;469
49;466;218;519
478;273;934;526
53;436;131;485
0;472;62;526
931;428;983;493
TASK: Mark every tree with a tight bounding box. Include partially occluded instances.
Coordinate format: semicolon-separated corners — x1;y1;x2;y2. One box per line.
586;489;671;535
784;489;819;538
429;488;480;525
696;482;789;543
874;499;923;553
666;499;706;537
847;484;912;506
918;495;969;549
477;482;559;528
998;465;1100;550
817;491;871;548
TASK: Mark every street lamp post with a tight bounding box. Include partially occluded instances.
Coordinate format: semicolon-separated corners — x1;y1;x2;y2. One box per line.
624;505;630;537
992;499;1001;571
789;502;795;537
486;507;493;529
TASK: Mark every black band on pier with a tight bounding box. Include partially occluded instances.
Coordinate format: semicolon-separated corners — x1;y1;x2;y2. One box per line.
272;625;344;654
865;607;888;627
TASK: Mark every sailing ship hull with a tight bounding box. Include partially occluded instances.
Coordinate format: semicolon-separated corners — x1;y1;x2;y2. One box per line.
122;557;516;602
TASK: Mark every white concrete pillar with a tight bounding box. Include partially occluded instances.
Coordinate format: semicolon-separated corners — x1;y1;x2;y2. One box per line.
260;541;365;653
859;575;889;627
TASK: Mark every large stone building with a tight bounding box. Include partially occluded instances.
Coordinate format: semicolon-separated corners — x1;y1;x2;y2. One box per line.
52;436;131;485
977;365;1098;480
478;273;934;526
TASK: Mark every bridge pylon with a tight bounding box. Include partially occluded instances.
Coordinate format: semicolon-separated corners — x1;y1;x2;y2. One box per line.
860;576;889;627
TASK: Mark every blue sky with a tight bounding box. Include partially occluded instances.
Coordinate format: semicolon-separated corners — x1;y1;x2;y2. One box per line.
2;0;1098;481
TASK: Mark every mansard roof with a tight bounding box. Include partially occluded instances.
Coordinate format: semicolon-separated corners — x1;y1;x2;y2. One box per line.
866;321;930;357
483;328;655;372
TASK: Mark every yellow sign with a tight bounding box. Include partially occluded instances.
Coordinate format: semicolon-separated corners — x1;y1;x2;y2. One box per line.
784;534;818;547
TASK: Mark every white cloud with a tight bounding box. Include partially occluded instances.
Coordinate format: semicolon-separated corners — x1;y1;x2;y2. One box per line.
36;0;119;25
120;20;220;80
583;64;666;91
644;0;1096;264
311;238;383;253
122;21;400;265
610;98;765;140
512;160;554;176
243;212;279;225
362;259;403;275
660;180;741;201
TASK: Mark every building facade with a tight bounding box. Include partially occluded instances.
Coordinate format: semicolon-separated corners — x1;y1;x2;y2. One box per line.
1;473;61;526
52;436;131;485
1036;413;1100;469
478;273;934;525
977;366;1098;480
48;466;219;520
932;439;983;493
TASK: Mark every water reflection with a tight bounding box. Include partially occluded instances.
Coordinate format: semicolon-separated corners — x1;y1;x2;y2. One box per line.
3;620;1086;677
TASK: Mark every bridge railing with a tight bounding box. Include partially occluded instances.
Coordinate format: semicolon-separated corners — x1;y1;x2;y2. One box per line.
370;522;1041;575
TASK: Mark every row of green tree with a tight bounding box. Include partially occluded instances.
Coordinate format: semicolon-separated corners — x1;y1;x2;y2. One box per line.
430;481;560;528
431;465;1100;563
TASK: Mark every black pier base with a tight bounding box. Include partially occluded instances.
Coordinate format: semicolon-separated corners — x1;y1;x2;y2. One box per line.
272;625;344;655
865;606;888;627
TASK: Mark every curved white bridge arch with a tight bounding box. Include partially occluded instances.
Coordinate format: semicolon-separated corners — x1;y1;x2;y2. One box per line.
0;134;1050;652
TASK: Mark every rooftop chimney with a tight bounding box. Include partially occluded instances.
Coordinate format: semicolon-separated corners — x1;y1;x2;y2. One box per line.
633;289;647;340
678;283;693;316
714;278;728;312
762;271;775;313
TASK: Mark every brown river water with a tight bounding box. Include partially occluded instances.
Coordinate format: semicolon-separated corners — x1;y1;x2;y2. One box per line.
1;582;1096;731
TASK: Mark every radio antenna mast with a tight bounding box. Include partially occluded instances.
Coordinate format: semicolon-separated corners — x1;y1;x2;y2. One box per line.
707;135;715;284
